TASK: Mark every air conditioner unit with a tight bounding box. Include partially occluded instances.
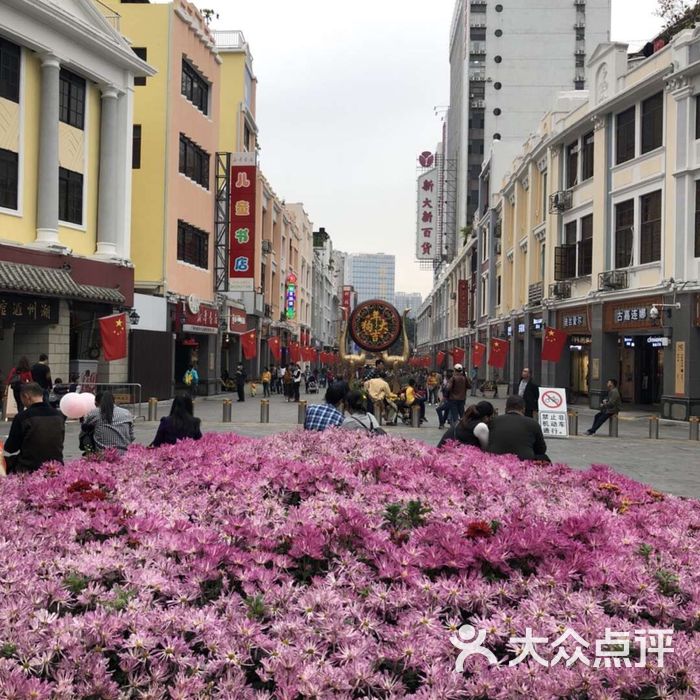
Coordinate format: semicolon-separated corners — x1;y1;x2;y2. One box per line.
495;241;502;255
549;281;572;299
574;22;586;29
598;270;629;290
549;190;573;213
261;239;272;254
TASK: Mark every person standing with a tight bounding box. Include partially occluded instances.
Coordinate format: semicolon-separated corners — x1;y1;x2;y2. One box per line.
292;364;302;402
586;379;622;435
151;395;202;446
261;367;272;398
80;391;135;453
426;371;440;405
469;366;478;397
234;363;247;402
446;364;468;426
4;383;65;473
183;364;199;400
438;400;494;449
31;354;52;403
283;364;293;401
488;395;549;462
514;367;539;418
6;357;33;412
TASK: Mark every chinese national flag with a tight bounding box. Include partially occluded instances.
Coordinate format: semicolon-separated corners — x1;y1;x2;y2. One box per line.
98;312;127;361
241;329;257;360
436;351;446;367
289;342;301;364
267;336;281;362
541;327;568;363
451;347;466;366
473;342;486;367
488;338;509;369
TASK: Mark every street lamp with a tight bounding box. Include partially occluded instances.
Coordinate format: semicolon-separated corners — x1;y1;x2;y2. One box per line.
128;309;140;326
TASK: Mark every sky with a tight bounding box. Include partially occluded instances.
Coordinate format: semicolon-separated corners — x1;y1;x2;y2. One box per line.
197;0;664;297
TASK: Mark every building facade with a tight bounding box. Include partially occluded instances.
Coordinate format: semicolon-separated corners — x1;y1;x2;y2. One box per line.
421;30;700;419
344;253;396;306
0;0;151;396
394;291;423;317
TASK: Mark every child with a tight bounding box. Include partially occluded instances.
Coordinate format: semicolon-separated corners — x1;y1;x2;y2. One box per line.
250;382;257;397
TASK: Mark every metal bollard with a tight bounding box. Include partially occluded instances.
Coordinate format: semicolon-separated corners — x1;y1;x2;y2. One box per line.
373;401;384;426
147;397;158;422
690;416;699;441
568;411;578;436
411;405;421;428
222;399;232;423
298;400;307;425
494;408;499;416
648;415;659;439
260;399;269;424
608;414;619;437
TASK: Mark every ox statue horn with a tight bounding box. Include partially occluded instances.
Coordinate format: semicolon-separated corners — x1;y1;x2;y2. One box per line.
338;309;366;374
380;309;411;369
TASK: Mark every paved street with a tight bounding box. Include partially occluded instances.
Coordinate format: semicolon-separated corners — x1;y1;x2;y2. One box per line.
5;389;695;499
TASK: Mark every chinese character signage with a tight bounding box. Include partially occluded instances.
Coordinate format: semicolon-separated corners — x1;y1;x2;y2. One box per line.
228;307;247;334
285;273;297;320
604;297;661;332
181;302;219;335
342;286;354;315
537;387;569;438
229;156;257;291
0;295;59;324
416;166;438;260
457;280;469;327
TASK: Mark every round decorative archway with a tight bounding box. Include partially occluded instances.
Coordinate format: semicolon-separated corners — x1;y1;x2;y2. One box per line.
348;300;402;353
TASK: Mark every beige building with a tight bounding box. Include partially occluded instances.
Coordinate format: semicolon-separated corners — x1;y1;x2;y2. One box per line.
420;28;700;419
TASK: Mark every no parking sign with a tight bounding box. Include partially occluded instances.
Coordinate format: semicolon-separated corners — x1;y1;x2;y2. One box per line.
538;387;569;438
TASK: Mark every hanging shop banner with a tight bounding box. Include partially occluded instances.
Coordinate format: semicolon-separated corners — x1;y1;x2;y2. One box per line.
342;286;354;314
537;387;569;439
416;166;438;260
228;307;247;334
229;154;257;291
181;302;219;335
457;280;469;328
285;273;297;320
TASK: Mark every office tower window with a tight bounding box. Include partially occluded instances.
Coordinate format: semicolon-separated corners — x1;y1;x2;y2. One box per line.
614;199;634;268
177;220;209;269
641;92;663;153
0;38;20;103
181;59;209;114
59;69;85;130
58;167;83;224
0;148;18;210
578;214;593;276
615;106;636;164
639;190;661;263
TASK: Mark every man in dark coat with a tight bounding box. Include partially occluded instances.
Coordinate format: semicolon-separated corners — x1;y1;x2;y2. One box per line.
234;363;246;402
488;394;549;462
4;382;65;473
513;367;539;418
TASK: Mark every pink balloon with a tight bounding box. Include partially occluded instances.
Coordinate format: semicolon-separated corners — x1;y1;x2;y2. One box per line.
60;392;88;419
79;392;96;412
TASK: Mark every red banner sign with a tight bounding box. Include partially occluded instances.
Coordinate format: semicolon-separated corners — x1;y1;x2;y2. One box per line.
457;279;469;328
342;286;353;313
229;161;257;289
181;302;219;334
228;307;247;334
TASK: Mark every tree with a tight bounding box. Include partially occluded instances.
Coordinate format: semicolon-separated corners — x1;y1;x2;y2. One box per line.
656;0;700;29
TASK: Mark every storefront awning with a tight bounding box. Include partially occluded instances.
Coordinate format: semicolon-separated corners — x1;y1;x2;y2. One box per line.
0;261;125;304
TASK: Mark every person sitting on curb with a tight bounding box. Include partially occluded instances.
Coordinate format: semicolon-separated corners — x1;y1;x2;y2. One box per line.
438;400;494;450
586;378;622;435
151;395;202;447
488;394;550;462
303;384;346;431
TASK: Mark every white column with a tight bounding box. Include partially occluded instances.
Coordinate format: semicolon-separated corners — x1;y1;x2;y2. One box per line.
36;54;60;244
95;86;119;257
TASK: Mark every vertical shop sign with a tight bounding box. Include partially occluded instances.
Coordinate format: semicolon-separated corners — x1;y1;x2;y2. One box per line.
230;154;257;291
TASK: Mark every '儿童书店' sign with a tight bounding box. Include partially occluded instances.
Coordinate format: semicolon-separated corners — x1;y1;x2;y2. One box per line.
229;153;257;292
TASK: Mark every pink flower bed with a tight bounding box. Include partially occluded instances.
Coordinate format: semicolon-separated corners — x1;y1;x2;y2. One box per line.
0;431;698;698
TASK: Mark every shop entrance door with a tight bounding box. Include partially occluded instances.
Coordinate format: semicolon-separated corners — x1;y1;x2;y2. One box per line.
637;339;663;405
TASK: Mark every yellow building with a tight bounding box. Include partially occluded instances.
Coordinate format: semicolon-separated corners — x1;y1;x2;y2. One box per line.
0;0;151;388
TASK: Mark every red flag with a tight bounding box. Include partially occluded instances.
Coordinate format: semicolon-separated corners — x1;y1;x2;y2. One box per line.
241;329;257;360
451;347;465;366
488;338;509;369
472;342;486;367
541;327;568;362
98;312;128;361
436;351;446;367
267;336;281;362
289;341;301;364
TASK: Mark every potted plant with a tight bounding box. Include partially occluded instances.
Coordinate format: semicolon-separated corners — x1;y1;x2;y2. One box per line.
481;380;497;398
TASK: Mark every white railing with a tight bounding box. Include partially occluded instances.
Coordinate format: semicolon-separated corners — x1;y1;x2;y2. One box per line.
212;30;246;50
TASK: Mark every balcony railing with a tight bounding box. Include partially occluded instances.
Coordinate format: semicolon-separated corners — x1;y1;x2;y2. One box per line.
212;30;246;50
528;282;544;307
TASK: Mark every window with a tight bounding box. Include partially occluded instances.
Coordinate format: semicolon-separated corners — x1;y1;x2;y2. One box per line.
58;167;83;224
581;131;594;181
555;221;577;280
614;199;634;268
177;220;209;269
178;134;209;189
615;106;635;164
578;214;593;276
566;142;579;188
132;47;147;86
695;181;700;257
181;59;209;114
575;28;585;40
59;69;85;130
132;125;141;169
0;148;18;209
639;190;661;263
480;276;488;316
696;96;700;140
496;275;502;306
574;79;585;91
542;171;548;220
471;27;486;41
576;54;585;68
0;38;20;103
641;92;663;153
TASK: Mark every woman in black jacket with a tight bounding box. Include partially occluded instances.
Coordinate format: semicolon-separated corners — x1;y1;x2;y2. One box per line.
437;400;494;449
151;395;202;447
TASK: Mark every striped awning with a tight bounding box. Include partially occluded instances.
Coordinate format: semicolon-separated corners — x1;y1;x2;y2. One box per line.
0;261;125;304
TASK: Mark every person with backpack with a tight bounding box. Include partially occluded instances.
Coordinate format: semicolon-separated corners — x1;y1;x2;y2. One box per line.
6;356;33;412
183;364;199;399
